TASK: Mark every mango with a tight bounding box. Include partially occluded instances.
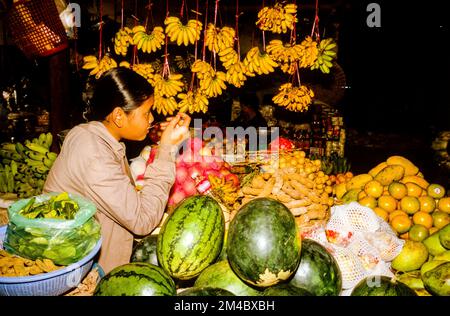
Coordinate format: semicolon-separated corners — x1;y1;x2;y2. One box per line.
391;240;429;272
374;165;405;186
368;161;388;178
422;262;450;296
438;223;450;249
345;174;373;191
386;156;419;176
400;176;429;190
341;189;361;204
423;232;447;256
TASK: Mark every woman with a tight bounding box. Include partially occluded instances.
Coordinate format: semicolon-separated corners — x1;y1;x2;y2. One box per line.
44;68;191;273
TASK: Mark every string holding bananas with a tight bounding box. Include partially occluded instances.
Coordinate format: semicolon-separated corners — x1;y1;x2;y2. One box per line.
164;16;202;46
178;90;209;114
132;63;156;85
82;55;118;79
152;94;179;116
153;73;184;98
132;25;165;54
266;39;304;74
243;46;279;76
205;24;236;53
256;2;298;34
311;38;338;74
113;27;133;56
272;83;315;112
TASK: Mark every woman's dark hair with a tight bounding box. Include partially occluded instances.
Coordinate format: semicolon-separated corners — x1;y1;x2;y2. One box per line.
88;67;154;121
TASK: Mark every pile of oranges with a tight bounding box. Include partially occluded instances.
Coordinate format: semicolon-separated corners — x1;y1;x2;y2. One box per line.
358;180;450;241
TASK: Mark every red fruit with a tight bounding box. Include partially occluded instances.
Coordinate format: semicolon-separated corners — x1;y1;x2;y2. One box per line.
225;173;240;187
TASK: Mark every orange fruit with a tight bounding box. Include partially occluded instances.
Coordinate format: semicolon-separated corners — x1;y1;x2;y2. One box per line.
391;215;412;234
400;196;420;215
432;211;450;229
418;196;436;213
389;210;409;222
427;184;446;199
429;227;439;235
358;196;377;209
438;197;450;214
405;182;423;197
409;224;429;242
364;180;384;198
399;232;409;240
378;195;397;213
412;211;433;229
373;207;389;222
388;182;407;199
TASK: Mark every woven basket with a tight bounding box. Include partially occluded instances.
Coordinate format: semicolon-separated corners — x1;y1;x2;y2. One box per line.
7;0;68;59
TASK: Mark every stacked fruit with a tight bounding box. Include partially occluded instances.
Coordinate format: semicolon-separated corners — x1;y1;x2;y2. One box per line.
0;133;57;198
336;156;450;241
311;152;352;177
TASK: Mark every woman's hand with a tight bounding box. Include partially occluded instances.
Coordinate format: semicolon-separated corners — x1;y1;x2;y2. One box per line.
159;112;191;146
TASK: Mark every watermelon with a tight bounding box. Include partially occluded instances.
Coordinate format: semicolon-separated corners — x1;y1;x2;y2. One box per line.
94;262;176;296
227;198;301;288
178;287;235;296
194;260;262;296
130;235;159;266
157;195;225;280
351;276;417;296
289;239;342;296
263;284;313;296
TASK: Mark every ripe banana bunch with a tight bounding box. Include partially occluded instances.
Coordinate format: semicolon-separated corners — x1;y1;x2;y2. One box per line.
191;60;215;80
153;73;184;98
119;61;131;68
164;16;202;46
178;90;209;114
114;27;133;56
243;47;279;77
152;94;179;116
226;61;247;88
205;24;236;53
199;71;227;98
218;47;239;70
311;38;337;74
266;39;304;74
272;83;315;112
132;63;156;85
208;175;239;206
256;2;298;34
298;36;319;68
132;25;165;53
82;55;118;79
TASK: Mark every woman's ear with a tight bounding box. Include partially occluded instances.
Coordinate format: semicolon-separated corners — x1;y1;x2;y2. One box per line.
111;107;126;127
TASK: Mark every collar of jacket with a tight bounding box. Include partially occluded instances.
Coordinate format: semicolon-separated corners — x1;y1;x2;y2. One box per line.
85;121;127;157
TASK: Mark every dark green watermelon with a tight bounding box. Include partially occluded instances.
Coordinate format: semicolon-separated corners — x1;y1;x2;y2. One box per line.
227;197;301;288
351;276;417;296
263;284;313;296
289;239;342;296
131;235;159;266
194;260;262;296
94;262;176;296
178;287;235;296
157;195;225;280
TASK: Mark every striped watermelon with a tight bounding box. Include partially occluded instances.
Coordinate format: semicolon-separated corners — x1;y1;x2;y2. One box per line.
194;260;262;296
178;287;235;296
351;276;417;296
157;195;225;280
131;235;159;266
263;284;313;296
94;262;176;296
227;197;301;288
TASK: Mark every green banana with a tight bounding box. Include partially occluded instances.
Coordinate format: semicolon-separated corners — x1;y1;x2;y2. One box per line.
25;150;46;162
45;132;53;149
26;142;49;155
10;161;17;175
38;133;47;147
43;158;54;169
0;172;7;192
46;152;58;162
30;165;49;174
25;158;45;167
1;143;17;152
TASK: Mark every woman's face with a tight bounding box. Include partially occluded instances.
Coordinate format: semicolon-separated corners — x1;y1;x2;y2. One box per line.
122;96;154;141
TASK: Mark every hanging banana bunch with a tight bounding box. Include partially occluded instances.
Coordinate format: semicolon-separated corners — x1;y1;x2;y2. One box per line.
152;94;179;116
132;25;165;53
272;83;315;112
82;55;118;79
311;38;338;74
178;90;210;114
205;24;236;53
243;46;279;77
298;36;319;68
256;2;298;34
113;27;133;56
132;63;156;85
266;39;303;75
153;73;184;98
164;16;202;46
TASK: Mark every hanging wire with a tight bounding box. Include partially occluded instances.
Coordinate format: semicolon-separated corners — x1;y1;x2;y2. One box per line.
212;0;219;70
98;0;103;60
235;0;240;56
121;0;124;28
201;0;209;62
162;0;171;78
311;0;320;40
132;0;139;66
191;0;200;90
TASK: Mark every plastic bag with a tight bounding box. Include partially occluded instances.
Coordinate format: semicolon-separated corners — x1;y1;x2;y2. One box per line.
3;192;101;265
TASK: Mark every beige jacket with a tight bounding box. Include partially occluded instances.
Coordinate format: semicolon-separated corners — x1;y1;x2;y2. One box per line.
44;121;176;273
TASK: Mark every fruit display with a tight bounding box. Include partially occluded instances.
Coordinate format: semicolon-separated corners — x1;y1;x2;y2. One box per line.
17;192;79;220
113;27;133;56
272;83;315;112
422;261;450;296
312;152;352;176
82;55;117;79
288;239;342;296
0;133;58;198
0;250;62;277
164;16;202;46
350;276;417;296
94;262;176;296
132;25;165;53
177;287;235;296
156;195;225;280
243;46;279;77
432;131;450;173
256;2;298;34
130;235;159;266
177;90;209;114
204;24;235;53
226;198;301;288
310;38;338;74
